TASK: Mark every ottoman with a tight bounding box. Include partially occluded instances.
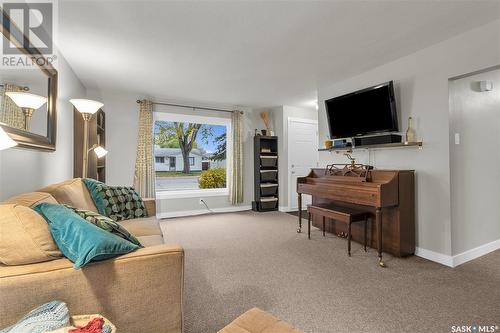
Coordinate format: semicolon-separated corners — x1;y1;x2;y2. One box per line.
218;308;303;333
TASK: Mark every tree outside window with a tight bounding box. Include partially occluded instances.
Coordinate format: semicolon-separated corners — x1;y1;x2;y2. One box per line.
154;119;228;191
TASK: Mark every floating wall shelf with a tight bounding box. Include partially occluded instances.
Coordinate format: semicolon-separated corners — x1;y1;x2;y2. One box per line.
318;141;423;152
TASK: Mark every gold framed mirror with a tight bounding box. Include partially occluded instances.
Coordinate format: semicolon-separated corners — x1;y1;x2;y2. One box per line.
0;9;58;151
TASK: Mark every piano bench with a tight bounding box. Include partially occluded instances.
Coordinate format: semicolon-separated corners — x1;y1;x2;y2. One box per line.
306;204;370;256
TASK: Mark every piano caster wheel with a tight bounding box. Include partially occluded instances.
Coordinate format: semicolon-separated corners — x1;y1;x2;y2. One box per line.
378;259;386;268
297;228;302;233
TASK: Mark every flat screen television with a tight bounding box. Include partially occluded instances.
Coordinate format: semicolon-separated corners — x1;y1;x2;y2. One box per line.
325;81;398;139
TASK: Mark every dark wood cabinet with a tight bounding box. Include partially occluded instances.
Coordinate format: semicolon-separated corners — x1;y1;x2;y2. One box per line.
73;108;106;182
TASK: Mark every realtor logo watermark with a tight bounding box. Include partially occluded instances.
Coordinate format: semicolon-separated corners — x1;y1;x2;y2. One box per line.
1;1;57;68
451;324;499;333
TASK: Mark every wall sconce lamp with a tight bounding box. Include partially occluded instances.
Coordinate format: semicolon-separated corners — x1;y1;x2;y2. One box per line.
69;98;104;178
5;92;47;131
0;127;17;150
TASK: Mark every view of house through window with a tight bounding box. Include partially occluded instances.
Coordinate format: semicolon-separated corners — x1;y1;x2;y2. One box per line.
154;117;229;192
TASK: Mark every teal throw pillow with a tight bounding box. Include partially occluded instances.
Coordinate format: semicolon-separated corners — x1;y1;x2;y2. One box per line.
34;203;139;269
64;205;143;247
82;178;148;221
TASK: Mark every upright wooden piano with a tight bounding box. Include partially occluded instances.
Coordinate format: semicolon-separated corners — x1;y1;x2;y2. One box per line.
297;167;415;262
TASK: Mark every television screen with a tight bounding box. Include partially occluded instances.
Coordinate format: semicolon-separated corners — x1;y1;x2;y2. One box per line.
325;81;398;139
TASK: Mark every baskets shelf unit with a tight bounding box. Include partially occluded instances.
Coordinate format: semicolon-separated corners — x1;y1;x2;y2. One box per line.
252;136;279;212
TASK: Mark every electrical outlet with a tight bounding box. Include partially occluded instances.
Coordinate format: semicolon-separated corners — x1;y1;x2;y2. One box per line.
199;198;204;205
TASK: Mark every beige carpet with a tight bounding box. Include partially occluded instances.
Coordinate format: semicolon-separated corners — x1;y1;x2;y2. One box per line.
160;211;500;333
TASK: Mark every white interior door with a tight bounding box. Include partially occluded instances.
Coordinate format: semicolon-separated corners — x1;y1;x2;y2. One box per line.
449;68;500;254
288;118;319;210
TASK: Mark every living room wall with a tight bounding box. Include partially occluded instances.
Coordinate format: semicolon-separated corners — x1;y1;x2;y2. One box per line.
316;20;500;264
86;90;258;216
0;54;87;200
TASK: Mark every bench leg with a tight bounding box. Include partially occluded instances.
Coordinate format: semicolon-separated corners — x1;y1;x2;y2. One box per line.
376;208;385;267
308;212;311;240
322;216;326;237
348;222;352;256
297;194;302;233
364;218;367;252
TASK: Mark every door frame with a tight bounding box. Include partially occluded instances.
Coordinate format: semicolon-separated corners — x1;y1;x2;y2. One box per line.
169;156;176;171
287;117;319;211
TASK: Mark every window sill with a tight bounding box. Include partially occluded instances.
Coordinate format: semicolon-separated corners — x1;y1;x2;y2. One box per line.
156;188;229;199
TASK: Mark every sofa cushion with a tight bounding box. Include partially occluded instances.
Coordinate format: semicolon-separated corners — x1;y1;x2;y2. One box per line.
118;216;162;237
4;192;58;207
38;179;98;213
136;235;164;247
34;203;139;269
0;204;62;265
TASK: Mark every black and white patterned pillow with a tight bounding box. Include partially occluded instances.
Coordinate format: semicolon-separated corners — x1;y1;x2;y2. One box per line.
83;178;149;221
64;204;143;247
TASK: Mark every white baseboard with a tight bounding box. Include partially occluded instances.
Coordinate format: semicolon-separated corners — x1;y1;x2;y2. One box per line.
415;247;454;267
279;206;308;212
157;205;251;219
416;239;500;268
452;239;500;267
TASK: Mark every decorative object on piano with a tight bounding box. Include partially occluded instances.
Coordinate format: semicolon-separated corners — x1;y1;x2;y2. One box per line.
405;116;417;143
259;111;272;136
324;163;373;182
344;152;356;169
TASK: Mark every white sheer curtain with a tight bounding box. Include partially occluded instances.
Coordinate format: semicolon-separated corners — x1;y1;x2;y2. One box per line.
133;100;156;198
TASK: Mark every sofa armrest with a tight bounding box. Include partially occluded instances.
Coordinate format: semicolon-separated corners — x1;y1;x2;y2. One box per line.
143;197;156;216
0;245;184;333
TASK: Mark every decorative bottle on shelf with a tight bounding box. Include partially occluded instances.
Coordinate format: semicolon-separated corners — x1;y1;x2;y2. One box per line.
405;116;417;143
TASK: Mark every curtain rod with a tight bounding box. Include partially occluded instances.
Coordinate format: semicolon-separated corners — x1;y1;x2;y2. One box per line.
136;100;243;114
0;84;29;90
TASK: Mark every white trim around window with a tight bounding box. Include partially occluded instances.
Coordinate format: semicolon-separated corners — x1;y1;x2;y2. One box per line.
156;188;229;200
154;111;232;196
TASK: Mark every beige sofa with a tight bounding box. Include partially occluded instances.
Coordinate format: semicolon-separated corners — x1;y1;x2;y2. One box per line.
0;179;183;333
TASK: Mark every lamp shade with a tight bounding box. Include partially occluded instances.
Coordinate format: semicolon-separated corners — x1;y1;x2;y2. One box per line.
5;92;47;109
93;146;108;158
0;127;17;150
70;99;104;114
